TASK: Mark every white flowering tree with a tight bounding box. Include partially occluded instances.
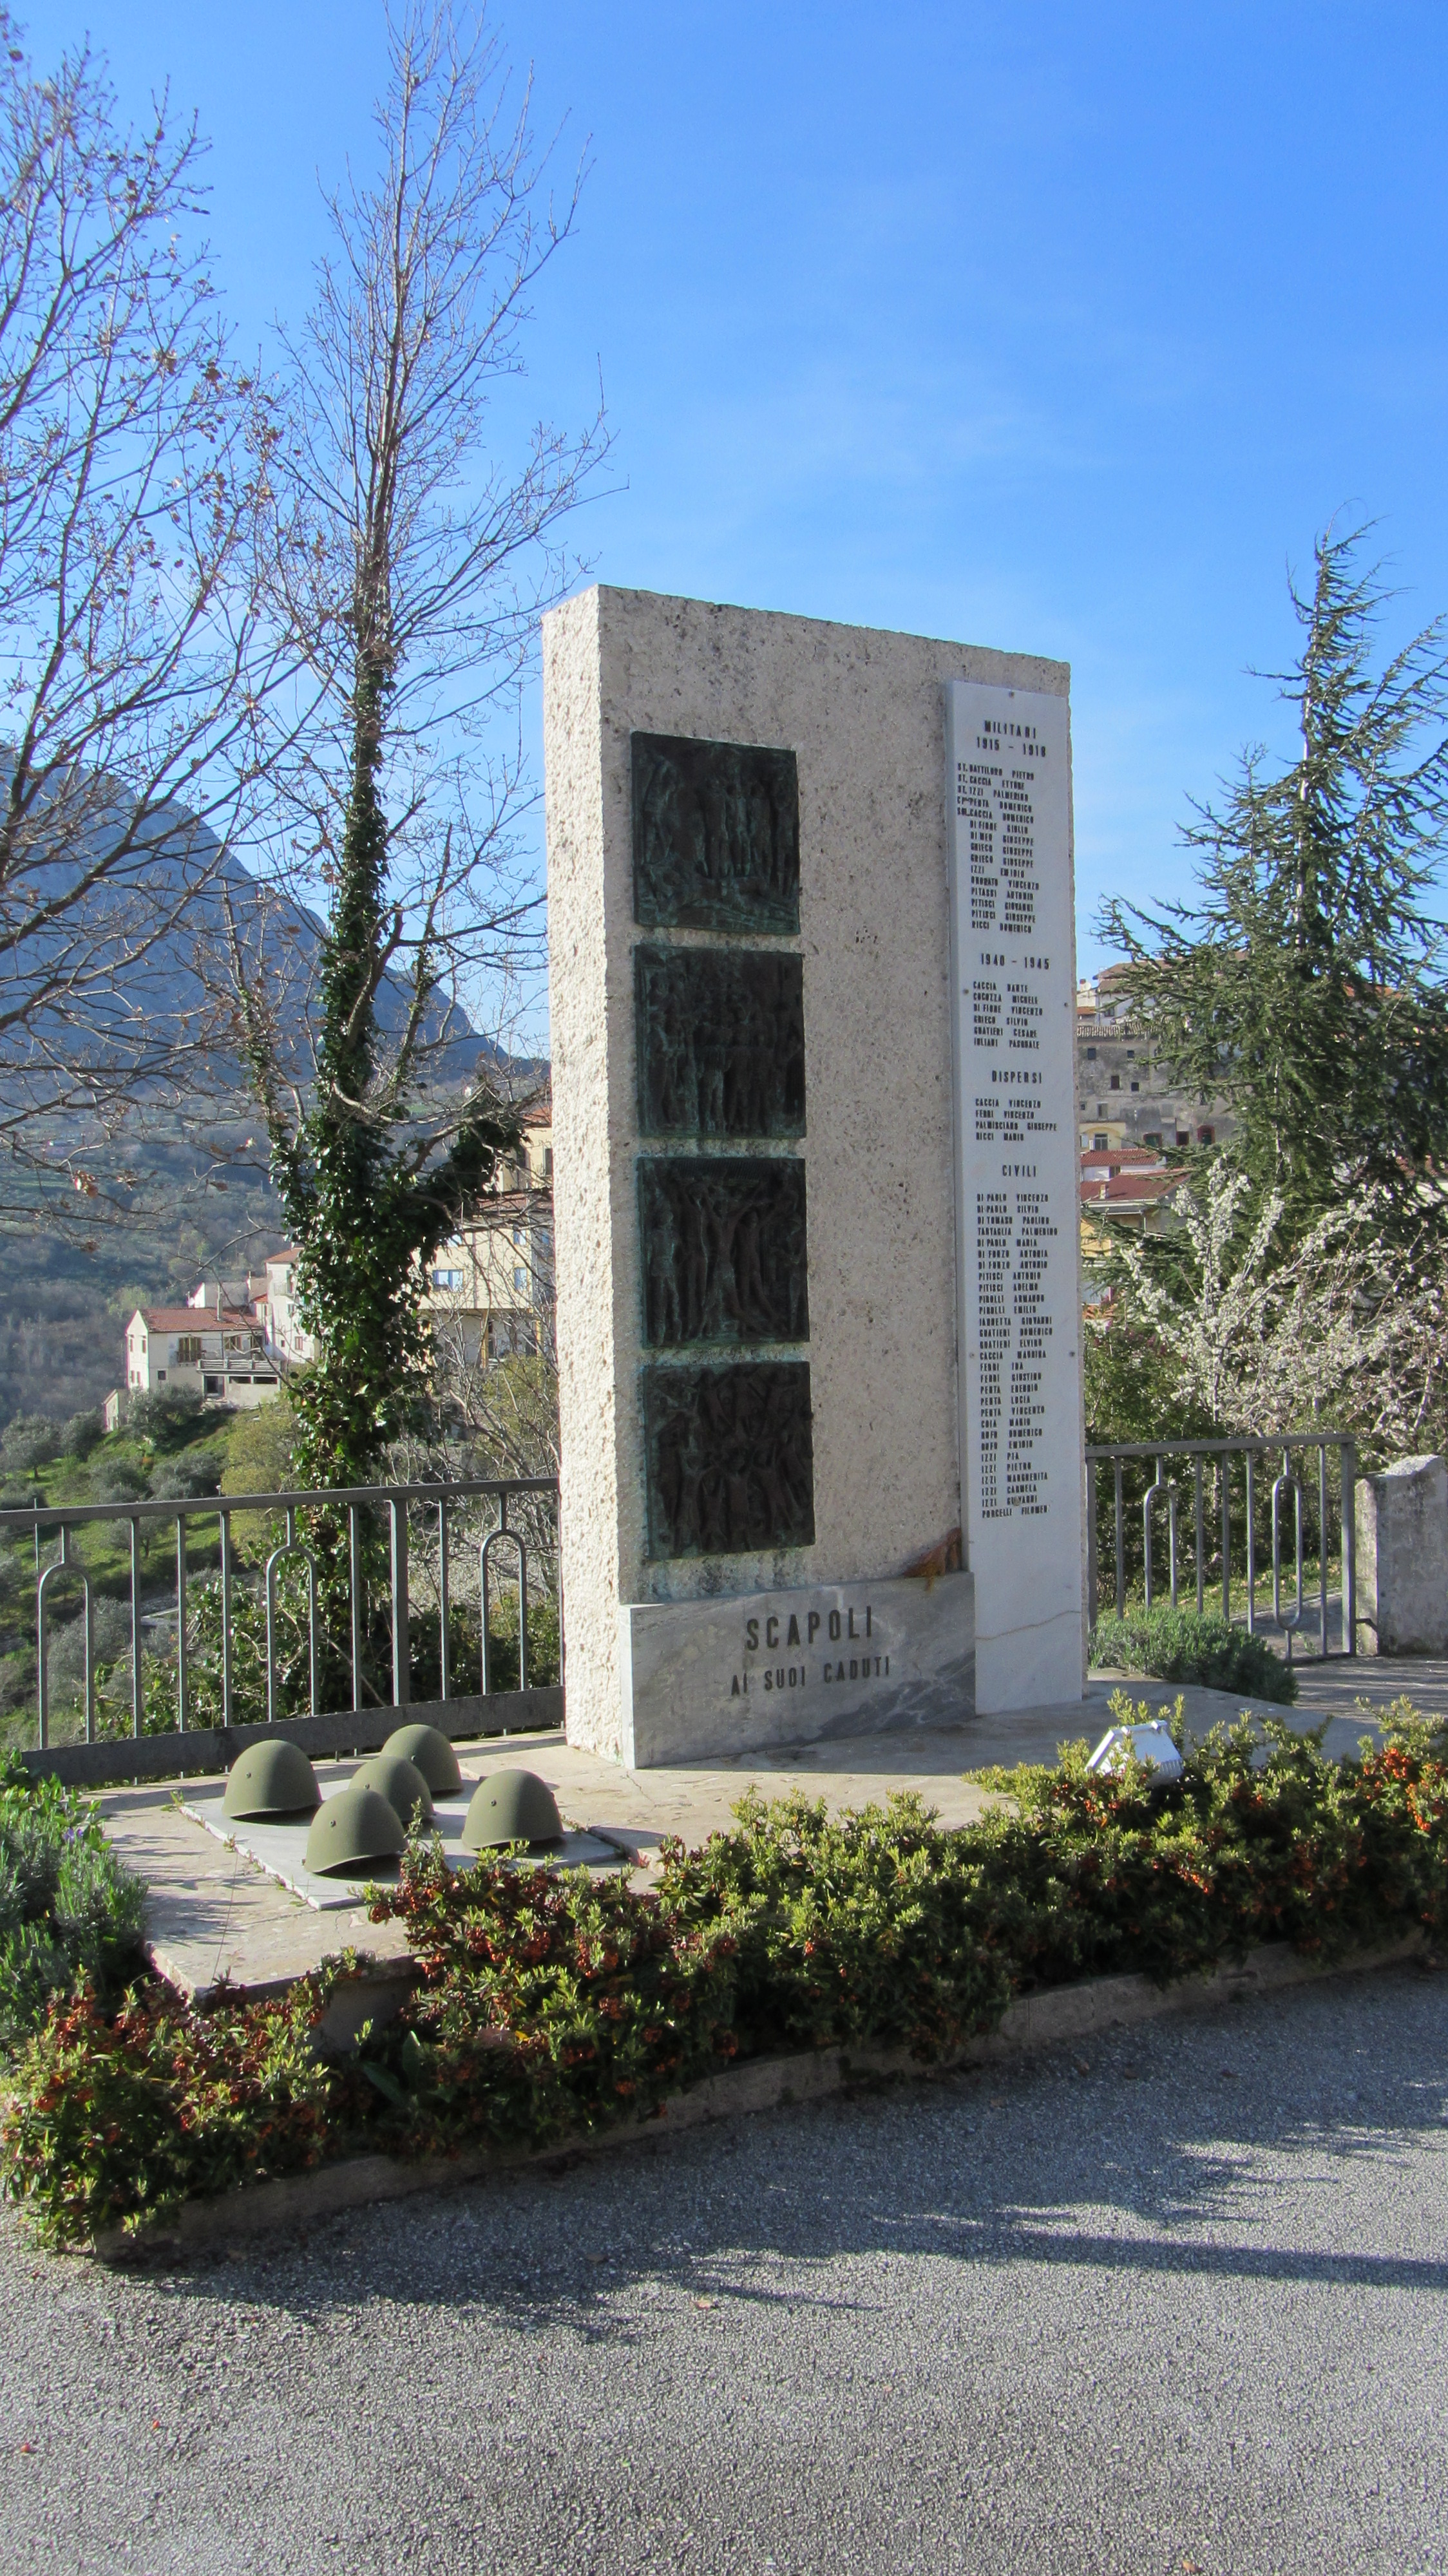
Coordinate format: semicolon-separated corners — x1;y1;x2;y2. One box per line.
1114;1158;1448;1459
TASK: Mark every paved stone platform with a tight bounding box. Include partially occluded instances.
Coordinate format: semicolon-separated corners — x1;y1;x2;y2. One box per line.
94;1661;1430;2011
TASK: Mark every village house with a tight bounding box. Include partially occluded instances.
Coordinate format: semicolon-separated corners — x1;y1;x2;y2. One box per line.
122;1280;278;1412
113;1097;557;1419
1076;964;1233;1154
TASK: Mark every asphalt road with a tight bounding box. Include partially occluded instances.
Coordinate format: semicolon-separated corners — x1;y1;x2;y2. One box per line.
3;1963;1447;2576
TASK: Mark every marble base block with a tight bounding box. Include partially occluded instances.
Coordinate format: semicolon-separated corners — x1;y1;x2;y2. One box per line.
618;1569;975;1766
1355;1454;1448;1654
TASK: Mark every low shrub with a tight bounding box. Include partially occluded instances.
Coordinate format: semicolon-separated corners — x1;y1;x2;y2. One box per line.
0;1974;343;2246
1091;1605;1296;1704
0;1761;146;2047
5;1696;1447;2246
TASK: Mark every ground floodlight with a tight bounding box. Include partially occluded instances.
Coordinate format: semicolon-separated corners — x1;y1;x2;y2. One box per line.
223;1739;320;1821
382;1722;462;1797
1086;1719;1185;1783
354;1751;434;1829
461;1768;563;1852
303;1785;406;1875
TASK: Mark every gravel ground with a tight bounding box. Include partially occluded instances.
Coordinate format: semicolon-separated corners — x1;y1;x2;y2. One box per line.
3;1963;1447;2576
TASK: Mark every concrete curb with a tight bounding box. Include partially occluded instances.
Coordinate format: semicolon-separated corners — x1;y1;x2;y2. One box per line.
88;1932;1429;2265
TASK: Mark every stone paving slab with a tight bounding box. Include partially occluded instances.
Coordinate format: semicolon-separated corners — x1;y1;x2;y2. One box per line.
95;1671;1414;2009
182;1789;621;1911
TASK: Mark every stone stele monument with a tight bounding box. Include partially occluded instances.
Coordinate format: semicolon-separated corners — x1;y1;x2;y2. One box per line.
543;585;1084;1765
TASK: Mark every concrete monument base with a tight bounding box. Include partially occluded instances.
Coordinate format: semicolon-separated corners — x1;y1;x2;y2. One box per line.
1355;1454;1448;1654
618;1569;975;1766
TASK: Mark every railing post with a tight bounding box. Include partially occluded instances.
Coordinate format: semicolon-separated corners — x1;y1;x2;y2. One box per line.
1318;1443;1329;1660
175;1512;188;1732
1340;1440;1357;1656
1220;1453;1231;1626
219;1509;233;1730
349;1504;364;1713
1194;1457;1205;1615
390;1496;410;1709
437;1495;451;1702
129;1517;143;1740
1143;1457;1177;1612
1086;1461;1098;1631
1114;1460;1125;1616
1272;1448;1304;1664
1245;1448;1256;1634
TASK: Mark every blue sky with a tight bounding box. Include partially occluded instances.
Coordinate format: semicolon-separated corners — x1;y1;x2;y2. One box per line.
38;0;1448;1036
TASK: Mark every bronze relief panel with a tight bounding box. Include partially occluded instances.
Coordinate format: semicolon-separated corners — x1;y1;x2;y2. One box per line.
642;1360;815;1559
632;731;799;935
639;1157;808;1349
634;945;806;1139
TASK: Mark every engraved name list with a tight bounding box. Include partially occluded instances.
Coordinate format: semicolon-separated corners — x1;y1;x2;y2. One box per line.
945;679;1083;1709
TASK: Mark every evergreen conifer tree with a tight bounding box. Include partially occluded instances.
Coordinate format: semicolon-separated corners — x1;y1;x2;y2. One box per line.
1100;526;1448;1236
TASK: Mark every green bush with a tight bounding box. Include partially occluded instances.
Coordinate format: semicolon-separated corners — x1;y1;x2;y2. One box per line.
1091;1604;1297;1704
0;1761;145;2047
6;1696;1448;2246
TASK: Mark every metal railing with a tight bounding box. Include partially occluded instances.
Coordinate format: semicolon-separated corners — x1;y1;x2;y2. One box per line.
0;1473;560;1753
1085;1433;1357;1663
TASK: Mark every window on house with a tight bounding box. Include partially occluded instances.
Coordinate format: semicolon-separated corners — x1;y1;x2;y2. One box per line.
1109;1075;1120;1091
175;1336;202;1364
1125;1049;1135;1059
157;1368;167;1382
1143;1131;1162;1147
1092;1132;1109;1150
204;1374;223;1396
1130;1081;1139;1093
1197;1125;1214;1145
1085;1046;1096;1059
432;1267;464;1290
1176;1130;1190;1147
513;1267;527;1294
511;1226;524;1246
544;1148;553;1178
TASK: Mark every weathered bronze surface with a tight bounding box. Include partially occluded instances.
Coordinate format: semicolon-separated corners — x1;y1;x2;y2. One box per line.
632;732;799;934
643;1361;814;1558
635;946;806;1138
639;1157;808;1348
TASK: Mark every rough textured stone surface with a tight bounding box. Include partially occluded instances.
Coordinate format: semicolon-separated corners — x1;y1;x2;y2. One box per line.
1355;1452;1448;1654
544;586;1070;1761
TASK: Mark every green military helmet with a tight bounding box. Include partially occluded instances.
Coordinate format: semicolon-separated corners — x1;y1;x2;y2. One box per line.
304;1785;406;1875
224;1738;320;1821
462;1768;562;1852
382;1722;462;1797
353;1750;434;1829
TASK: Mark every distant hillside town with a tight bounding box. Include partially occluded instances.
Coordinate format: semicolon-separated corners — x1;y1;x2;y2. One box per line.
110;1097;553;1424
1075;963;1233;1245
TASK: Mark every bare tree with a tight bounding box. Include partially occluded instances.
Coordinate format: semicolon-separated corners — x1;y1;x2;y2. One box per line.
231;0;604;1488
0;12;289;1217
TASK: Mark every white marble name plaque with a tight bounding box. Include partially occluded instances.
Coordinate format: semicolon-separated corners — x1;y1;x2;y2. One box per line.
618;1571;975;1766
944;679;1083;1712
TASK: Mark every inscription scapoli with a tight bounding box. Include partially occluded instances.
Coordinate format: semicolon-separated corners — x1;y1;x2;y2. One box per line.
945;679;1083;1710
